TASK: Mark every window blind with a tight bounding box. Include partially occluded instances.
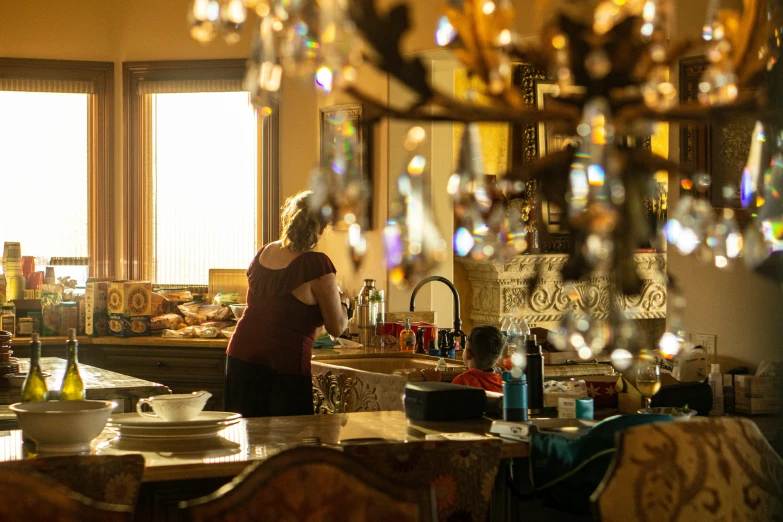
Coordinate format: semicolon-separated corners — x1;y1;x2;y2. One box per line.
137;79;245;95
0;77;95;94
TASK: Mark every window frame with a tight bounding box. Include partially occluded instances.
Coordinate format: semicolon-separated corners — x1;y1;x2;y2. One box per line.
122;59;279;282
0;57;114;278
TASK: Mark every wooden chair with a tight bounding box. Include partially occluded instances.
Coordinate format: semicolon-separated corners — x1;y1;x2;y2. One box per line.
343;439;503;522
0;467;132;522
0;454;145;507
179;446;437;522
591;417;783;522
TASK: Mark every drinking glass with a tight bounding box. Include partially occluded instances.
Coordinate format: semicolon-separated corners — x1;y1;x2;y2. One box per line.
636;363;661;409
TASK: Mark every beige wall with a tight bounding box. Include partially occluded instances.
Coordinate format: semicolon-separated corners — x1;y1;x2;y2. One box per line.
665;0;782;372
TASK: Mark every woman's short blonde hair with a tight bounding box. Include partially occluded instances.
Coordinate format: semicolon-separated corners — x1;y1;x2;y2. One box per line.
280;191;329;252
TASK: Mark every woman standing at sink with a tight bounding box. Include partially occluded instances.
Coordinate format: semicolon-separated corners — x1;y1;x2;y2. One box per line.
225;191;350;417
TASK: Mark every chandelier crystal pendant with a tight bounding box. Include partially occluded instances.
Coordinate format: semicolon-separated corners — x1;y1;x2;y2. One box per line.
190;0;783;367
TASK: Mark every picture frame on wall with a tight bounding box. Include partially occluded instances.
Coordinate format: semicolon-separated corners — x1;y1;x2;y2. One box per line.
534;79;579;235
319;103;374;229
679;55;754;216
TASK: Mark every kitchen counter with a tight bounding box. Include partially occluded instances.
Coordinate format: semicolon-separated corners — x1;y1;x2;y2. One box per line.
0;357;169;412
8;335;454;360
0;411;527;482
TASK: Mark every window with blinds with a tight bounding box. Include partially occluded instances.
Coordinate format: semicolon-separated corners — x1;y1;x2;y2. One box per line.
0;86;89;266
141;80;259;286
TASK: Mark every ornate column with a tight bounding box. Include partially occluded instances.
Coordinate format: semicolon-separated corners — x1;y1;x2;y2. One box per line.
458;253;666;328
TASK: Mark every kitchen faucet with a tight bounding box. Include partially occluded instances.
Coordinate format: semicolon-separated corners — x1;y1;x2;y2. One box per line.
409;276;465;353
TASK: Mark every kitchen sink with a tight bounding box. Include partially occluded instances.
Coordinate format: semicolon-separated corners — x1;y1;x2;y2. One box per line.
311;353;465;414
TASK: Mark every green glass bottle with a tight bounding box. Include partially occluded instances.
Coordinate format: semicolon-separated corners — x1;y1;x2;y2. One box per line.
59;328;85;401
21;333;48;402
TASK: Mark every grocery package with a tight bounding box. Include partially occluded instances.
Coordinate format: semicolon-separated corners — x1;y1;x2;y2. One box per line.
213;292;241;307
543;379;588;408
157;288;193;307
108;281;152;316
107;281;152;337
151;314;184;332
162;325;220;338
57;302;78;336
177;302;233;325
85;279;110;337
41;292;62;337
150;292;171;317
108;315;151;337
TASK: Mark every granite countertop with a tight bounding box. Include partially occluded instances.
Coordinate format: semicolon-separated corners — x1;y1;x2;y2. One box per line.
9;335;458;361
0;357;168;405
0;411;528;482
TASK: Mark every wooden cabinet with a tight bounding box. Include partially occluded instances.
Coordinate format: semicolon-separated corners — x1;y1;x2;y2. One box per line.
90;345;227;411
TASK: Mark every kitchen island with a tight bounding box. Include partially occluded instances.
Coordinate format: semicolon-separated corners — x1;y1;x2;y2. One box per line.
1;357;169;413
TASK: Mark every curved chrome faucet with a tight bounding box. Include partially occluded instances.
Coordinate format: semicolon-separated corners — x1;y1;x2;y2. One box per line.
409;276;463;340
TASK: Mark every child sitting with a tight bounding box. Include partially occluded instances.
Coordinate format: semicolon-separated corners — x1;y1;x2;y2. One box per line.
422;325;505;393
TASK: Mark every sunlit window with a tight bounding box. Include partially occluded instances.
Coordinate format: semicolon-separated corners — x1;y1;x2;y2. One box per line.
0;91;89;266
151;91;258;286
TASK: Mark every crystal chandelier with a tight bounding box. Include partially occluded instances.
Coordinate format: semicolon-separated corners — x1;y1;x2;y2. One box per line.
190;0;783;365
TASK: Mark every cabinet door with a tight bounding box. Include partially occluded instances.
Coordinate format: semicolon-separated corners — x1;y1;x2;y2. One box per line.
99;346;226;385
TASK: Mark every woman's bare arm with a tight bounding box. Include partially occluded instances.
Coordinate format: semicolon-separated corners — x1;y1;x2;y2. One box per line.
311;272;348;337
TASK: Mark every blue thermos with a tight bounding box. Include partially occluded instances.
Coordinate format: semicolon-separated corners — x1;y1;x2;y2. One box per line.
502;371;528;421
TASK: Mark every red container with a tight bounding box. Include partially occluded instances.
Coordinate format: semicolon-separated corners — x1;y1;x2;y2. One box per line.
411;322;438;349
379;322;403;338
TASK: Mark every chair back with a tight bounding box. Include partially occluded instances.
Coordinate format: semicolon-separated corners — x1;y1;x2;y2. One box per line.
343;438;503;522
0;467;132;522
180;446;437;522
591;417;783;522
0;454;145;507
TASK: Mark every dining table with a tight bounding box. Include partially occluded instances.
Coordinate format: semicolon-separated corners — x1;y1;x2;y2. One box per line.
0;410;528;482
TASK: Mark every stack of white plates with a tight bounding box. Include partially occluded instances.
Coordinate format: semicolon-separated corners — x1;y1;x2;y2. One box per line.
106;412;241;440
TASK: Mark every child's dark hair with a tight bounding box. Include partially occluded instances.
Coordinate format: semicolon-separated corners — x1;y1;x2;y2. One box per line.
467;325;506;370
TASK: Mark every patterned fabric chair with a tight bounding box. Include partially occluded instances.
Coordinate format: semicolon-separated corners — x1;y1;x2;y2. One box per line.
179;446;437;522
344;439;503;522
591;417;783;522
0;454;145;507
0;467;132;522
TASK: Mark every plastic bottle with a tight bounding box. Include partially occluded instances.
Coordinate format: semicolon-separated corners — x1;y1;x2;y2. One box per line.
436;357;447;371
500;316;512;338
502;371;528;421
507;318;522;355
709;363;724;416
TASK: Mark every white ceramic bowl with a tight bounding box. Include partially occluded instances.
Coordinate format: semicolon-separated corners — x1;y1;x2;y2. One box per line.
10;400;116;453
229;304;247;319
4;372;53;388
3;373;26;388
136;391;212;422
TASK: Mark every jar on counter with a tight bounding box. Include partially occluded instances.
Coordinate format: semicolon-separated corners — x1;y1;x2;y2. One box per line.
58;302;78;337
0;304;15;336
17;317;34;337
28;311;42;335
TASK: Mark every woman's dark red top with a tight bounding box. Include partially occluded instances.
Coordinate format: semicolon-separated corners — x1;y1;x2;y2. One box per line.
227;245;336;376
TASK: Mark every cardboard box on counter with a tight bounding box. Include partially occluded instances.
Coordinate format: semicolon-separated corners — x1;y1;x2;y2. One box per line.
85;279;111;337
582;373;679;414
107;281;152;317
736;375;782;415
108;314;151;337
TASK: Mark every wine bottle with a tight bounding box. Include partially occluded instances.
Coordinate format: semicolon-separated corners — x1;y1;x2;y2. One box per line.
59;328;85;401
21;333;48;402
